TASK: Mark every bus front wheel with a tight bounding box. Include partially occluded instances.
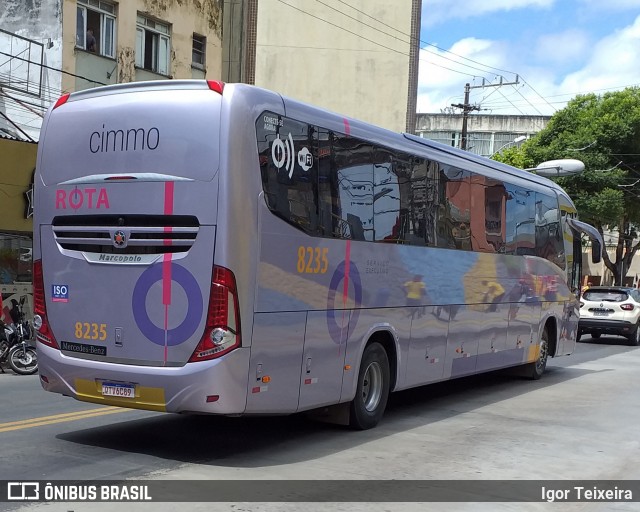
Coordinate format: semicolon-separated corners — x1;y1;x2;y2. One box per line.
349;342;390;430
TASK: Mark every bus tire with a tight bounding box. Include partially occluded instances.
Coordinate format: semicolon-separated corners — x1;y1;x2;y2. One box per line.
524;326;549;380
349;342;390;430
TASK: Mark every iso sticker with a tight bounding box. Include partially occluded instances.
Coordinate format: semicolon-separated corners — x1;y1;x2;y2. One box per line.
52;284;69;303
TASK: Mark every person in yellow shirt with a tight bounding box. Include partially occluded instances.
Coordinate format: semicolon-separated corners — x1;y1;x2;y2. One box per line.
482;279;505;312
404;274;426;318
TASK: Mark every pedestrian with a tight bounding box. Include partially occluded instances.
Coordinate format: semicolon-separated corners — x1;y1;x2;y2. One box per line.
86;28;96;52
482;279;505;313
404;274;426;318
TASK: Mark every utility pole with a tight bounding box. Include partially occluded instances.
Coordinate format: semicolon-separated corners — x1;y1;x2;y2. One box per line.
451;83;477;150
451;76;520;150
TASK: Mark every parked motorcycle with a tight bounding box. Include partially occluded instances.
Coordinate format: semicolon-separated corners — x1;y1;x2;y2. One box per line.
0;297;38;375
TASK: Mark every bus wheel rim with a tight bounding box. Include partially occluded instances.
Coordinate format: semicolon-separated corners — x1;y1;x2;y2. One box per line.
536;338;548;371
362;361;383;412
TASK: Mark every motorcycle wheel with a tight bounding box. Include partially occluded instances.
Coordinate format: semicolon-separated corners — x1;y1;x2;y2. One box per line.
8;346;38;375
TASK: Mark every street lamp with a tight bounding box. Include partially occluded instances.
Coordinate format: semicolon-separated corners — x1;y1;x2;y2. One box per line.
524;159;585;177
492;135;527;157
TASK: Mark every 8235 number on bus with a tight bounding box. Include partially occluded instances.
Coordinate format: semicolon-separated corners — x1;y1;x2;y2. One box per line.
297;246;329;274
75;322;107;341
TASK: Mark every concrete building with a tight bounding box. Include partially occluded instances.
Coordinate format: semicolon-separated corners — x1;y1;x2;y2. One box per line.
416;113;551;157
1;0;223;140
0;0;224;321
238;0;420;133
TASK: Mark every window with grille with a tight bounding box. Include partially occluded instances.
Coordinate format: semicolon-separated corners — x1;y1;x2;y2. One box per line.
192;34;206;69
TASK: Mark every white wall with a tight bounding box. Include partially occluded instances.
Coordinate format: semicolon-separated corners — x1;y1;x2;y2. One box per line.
0;0;63;141
255;0;412;132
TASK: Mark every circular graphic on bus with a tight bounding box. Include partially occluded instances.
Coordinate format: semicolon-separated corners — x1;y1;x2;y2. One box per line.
132;262;203;346
326;260;362;344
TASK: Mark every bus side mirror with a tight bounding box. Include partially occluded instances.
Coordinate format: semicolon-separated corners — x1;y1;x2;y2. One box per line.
591;240;602;264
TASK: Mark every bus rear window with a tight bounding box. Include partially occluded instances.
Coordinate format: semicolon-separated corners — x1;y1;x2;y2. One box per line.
39;89;221;185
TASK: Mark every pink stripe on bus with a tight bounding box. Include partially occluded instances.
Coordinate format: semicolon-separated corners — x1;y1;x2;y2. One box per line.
162;181;175;365
342;240;351;305
162;181;174;306
343;118;351;136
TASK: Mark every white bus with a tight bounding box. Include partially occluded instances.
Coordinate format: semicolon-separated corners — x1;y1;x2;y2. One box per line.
33;80;602;429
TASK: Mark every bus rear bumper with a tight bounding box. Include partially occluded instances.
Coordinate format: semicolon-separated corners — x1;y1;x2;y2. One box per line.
36;343;250;414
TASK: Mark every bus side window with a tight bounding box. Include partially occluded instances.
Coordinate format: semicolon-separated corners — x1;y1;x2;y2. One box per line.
333;133;374;242
439;166;471;250
505;184;535;255
256;113;319;236
535;192;565;268
316;127;336;238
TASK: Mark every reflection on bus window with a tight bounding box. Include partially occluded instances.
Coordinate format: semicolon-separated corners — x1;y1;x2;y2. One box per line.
440;166;471;250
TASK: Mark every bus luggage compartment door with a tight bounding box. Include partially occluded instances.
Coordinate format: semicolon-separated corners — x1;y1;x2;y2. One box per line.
297;311;348;411
245;311;306;414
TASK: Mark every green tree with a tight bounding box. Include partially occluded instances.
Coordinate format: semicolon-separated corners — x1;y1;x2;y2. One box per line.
495;87;640;285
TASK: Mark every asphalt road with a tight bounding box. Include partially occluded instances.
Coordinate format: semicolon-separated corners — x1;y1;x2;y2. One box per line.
1;335;638;511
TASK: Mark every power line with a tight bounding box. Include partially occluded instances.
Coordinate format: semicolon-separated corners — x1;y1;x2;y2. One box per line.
0;50;107;87
274;0;569;116
333;0;520;78
495;87;525;116
314;0;514;79
515;77;558;114
275;0;498;81
509;84;545;117
304;0;548;115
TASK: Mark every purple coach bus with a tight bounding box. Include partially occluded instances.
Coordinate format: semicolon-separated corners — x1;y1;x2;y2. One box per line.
33;81;602;429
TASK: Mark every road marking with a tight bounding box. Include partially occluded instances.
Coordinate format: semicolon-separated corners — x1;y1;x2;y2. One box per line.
0;407;131;433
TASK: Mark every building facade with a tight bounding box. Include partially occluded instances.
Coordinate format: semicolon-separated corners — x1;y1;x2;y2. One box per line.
416;113;551;158
61;0;223;93
246;0;419;133
0;0;224;322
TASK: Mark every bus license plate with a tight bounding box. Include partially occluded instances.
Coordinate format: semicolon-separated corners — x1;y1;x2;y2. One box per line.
102;382;135;398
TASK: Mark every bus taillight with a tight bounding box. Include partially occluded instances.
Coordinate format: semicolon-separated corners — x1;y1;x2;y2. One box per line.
189;265;241;362
52;93;70;110
33;260;59;350
206;80;224;94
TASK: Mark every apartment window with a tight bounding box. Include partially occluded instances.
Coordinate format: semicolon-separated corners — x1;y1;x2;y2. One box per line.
136;15;171;75
76;0;116;58
192;34;206;68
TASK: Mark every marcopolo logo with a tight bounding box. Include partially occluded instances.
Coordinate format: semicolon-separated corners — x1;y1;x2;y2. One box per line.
98;254;142;263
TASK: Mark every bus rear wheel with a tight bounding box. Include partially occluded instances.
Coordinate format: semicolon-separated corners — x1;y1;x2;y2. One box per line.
349;342;390;430
524;326;549;380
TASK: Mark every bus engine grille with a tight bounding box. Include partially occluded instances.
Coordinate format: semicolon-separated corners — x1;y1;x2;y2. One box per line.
52;215;199;255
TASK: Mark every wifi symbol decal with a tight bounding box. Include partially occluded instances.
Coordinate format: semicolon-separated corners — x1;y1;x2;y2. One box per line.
272;133;296;178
